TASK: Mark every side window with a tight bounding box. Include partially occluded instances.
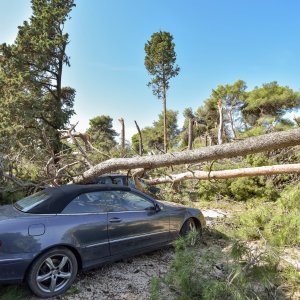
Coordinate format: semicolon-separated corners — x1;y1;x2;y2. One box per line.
106;191;154;212
127;178;136;188
97;177;112;185
62;191;107;214
111;177;124;185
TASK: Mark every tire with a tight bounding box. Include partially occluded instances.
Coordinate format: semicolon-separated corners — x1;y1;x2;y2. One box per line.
180;218;201;246
27;247;78;298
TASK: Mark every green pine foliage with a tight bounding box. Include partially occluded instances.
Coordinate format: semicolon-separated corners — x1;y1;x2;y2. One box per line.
151;231;296;300
233;184;300;247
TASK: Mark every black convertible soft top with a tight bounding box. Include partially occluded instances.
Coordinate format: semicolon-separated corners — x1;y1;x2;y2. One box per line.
29;184;131;214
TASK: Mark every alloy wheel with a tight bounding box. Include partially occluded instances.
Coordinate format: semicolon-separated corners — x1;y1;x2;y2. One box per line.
36;254;73;293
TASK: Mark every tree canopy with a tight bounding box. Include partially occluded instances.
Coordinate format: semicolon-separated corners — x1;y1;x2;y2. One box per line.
0;0;76;159
87;115;118;152
242;81;299;126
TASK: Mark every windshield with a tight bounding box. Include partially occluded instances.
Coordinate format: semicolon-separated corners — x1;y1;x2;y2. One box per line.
14;191;51;212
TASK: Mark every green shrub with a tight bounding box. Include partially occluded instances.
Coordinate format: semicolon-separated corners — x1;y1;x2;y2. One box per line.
165;236;203;299
229;177;279;202
157;233;287;300
150;277;161;300
198;180;233;201
230;177;264;201
197;175;279;203
0;190;26;206
233;184;300;247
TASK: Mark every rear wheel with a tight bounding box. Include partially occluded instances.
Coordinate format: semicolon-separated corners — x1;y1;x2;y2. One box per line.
27;247;78;298
180;218;201;245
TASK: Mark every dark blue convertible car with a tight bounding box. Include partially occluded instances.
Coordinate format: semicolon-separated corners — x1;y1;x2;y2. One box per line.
0;184;205;298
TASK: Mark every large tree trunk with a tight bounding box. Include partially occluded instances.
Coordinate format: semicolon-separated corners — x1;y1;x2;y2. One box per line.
146;163;300;185
72;128;300;184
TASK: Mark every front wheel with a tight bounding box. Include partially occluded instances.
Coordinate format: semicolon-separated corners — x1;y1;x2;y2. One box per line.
180;218;201;246
27;247;78;298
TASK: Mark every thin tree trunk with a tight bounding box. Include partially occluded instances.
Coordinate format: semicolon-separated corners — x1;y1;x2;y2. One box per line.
206;132;212;146
72;128;300;184
118;118;125;149
163;85;168;153
228;109;236;139
188;118;193;150
217;100;223;145
146;163;300;185
134;120;143;155
52;42;67;167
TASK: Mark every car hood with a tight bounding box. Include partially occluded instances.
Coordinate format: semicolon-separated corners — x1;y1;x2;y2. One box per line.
0;205;23;221
157;200;187;211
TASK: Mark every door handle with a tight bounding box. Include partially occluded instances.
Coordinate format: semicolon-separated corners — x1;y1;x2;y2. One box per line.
109;217;122;223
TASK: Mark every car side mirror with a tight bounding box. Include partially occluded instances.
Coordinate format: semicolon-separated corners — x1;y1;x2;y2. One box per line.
155;203;161;212
145;204;160;213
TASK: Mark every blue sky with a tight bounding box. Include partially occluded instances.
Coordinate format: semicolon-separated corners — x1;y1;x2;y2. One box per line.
1;0;300;139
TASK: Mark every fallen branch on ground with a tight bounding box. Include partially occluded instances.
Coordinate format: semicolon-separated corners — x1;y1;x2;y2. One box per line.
145;163;300;185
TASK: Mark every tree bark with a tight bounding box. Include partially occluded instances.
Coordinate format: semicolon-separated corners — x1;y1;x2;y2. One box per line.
163;87;168;153
217;100;223;145
146;163;300;185
228;109;236;140
72;128;300;184
188;118;193;150
118;118;125;149
134;120;143;156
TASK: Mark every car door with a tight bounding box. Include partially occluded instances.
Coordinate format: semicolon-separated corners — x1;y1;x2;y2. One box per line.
59;191;110;263
106;189;170;256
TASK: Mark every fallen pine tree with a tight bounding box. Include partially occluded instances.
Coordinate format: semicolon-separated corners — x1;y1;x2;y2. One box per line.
72;128;300;184
145;163;300;185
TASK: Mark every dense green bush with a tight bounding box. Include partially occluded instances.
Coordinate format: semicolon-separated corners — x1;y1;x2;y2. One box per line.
234;184;300;247
198;180;233;201
230;177;265;201
197;176;279;202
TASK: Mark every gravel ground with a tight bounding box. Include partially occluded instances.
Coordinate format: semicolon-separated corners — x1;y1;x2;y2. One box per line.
44;249;173;300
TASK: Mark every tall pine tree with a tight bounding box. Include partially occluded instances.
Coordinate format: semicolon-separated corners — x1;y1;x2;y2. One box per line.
144;31;180;152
